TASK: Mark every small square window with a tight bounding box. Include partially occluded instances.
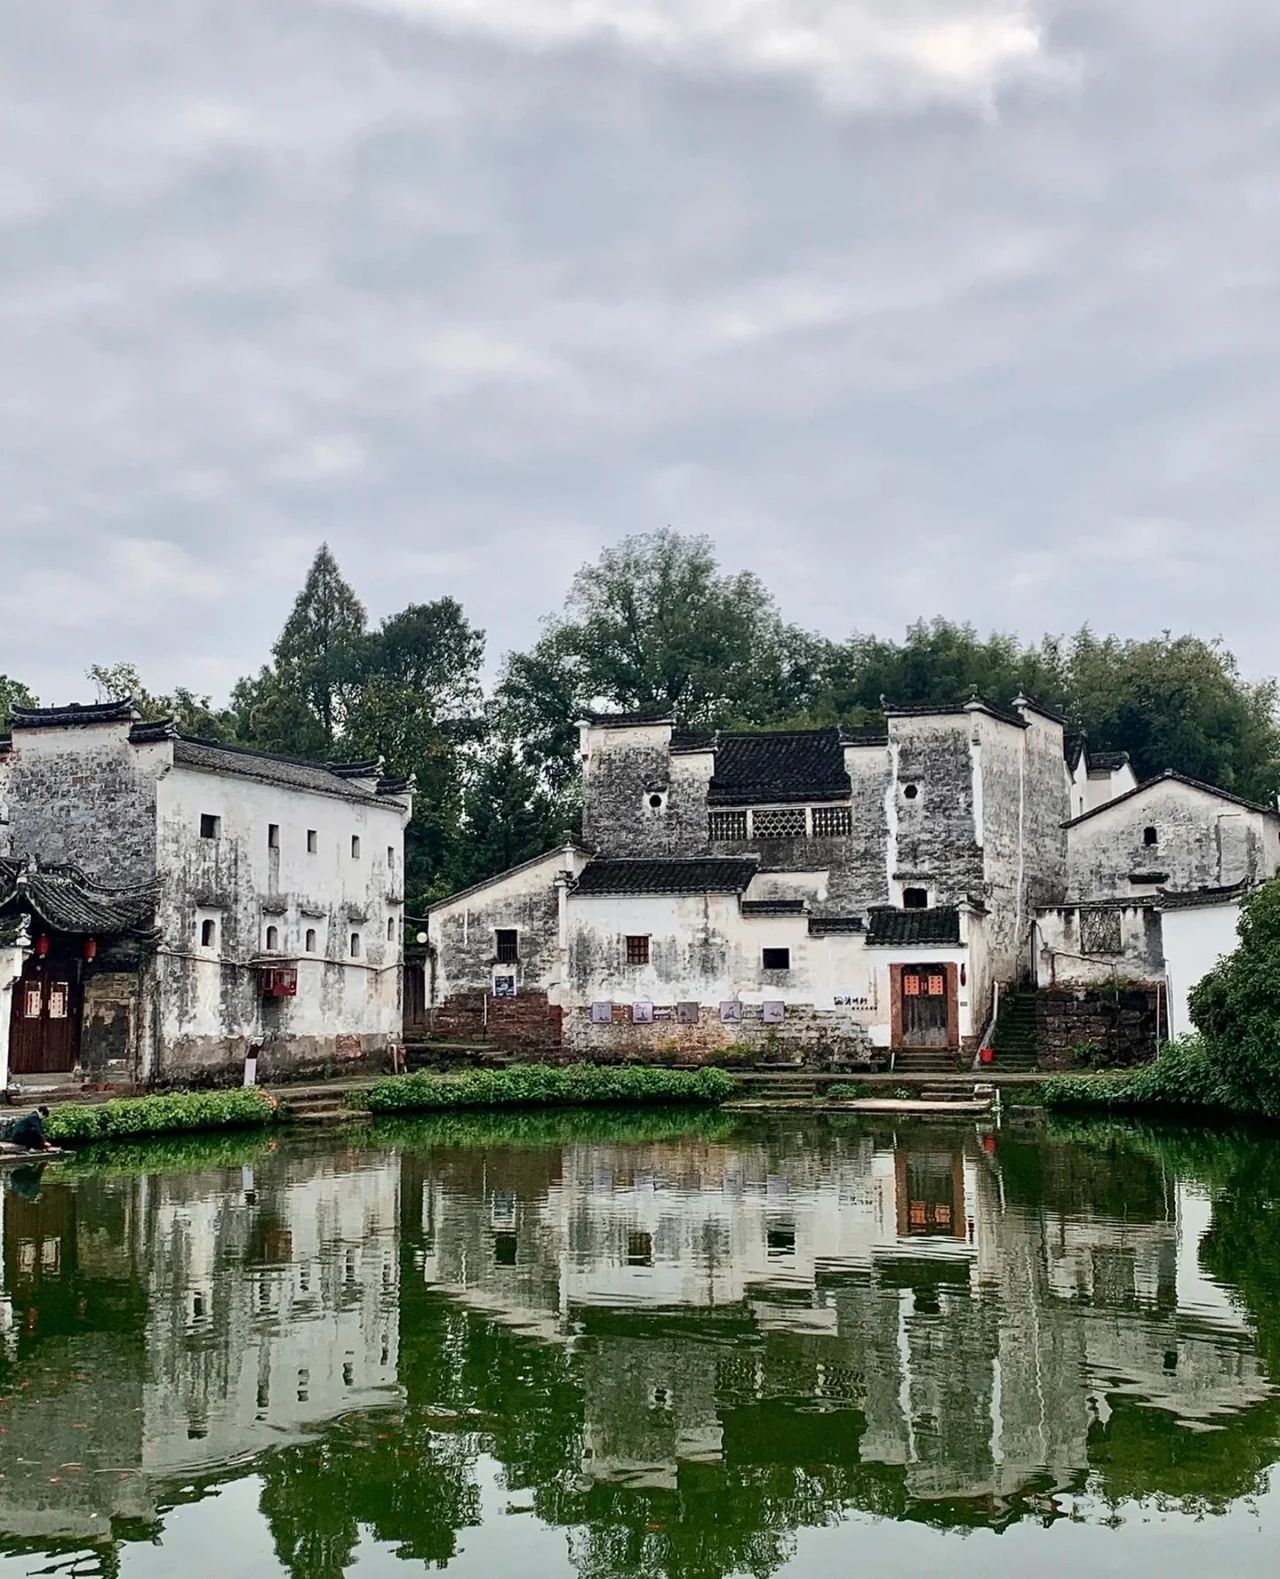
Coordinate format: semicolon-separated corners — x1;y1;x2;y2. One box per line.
627;1232;653;1267
762;947;791;971
267;823;279;850
903;887;929;910
1143;825;1159;847
495;929;519;963
387;845;395;867
626;935;650;966
351;835;361;859
387;917;397;942
200;919;217;948
350;932;361;958
494;1233;517;1267
199;813;221;840
307;829;318;854
265;925;279;952
305;928;317;953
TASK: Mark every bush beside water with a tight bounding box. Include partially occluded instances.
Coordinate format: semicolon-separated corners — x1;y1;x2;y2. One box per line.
1040;1036;1240;1115
43;1087;279;1145
360;1062;736;1114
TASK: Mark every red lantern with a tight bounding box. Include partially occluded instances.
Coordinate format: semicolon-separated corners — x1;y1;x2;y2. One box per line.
35;934;50;958
83;937;98;962
980;1046;995;1064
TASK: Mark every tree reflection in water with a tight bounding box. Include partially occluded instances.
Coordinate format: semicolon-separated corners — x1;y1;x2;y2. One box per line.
1;1113;1279;1578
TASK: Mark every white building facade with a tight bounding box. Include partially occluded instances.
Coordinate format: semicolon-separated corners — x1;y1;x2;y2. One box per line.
0;699;411;1087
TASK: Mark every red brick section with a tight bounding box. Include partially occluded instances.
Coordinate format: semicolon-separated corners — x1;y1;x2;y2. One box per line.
428;991;563;1052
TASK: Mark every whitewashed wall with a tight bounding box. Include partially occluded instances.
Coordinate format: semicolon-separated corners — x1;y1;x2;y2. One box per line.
1161;901;1241;1039
1066;781;1280;900
153;763;408;1079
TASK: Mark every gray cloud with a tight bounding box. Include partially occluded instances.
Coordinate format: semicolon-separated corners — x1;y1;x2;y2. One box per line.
3;0;1279;705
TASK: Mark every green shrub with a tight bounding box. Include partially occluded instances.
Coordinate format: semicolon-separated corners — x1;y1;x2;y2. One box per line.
44;1087;279;1146
827;1083;869;1101
359;1062;736;1114
1190;878;1280;1117
1041;1036;1239;1115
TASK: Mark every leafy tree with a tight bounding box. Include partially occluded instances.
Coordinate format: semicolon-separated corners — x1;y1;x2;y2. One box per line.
454;743;573;889
0;674;37;722
497;530;816;788
1190;878;1280;1116
265;543;368;755
86;662;236;739
1061;630;1280;801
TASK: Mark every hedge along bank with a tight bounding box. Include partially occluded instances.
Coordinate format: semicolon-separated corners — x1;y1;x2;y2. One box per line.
1038;1036;1245;1118
40;1087;280;1146
359;1062;737;1114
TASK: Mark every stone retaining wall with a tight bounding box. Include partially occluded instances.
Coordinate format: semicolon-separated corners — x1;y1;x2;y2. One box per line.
1035;987;1165;1070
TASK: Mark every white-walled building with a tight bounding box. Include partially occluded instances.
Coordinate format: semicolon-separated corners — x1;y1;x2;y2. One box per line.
425;694;1075;1066
0;699;412;1087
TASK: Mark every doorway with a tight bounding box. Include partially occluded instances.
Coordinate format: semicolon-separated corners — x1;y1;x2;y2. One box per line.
8;958;81;1076
899;964;950;1050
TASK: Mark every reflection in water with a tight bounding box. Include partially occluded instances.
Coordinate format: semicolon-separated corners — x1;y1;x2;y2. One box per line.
0;1116;1278;1577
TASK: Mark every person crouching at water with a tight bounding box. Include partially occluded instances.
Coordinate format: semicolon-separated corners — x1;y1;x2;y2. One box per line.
11;1106;53;1152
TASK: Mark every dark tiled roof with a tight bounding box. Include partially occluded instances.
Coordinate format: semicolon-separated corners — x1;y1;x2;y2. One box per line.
1128;870;1170;885
1064;732;1087;772
839;725;889;747
0;858;159;937
129;718;178;744
708;728;851;807
1157;881;1250;911
1088;750;1131;771
173;737;410;805
573;857;759;896
882;697;1028;729
1064;769;1277;828
670;731;718;754
9;698;139;729
865;906;961;947
427;843;591;913
1013;691;1067;724
580;711;675;728
808;915;865;935
740;898;808;915
328;758;383;779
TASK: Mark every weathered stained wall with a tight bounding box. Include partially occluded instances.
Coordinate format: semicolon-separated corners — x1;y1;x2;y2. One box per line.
1065;783;1280;901
426;845;589;1006
1034;903;1164;989
152;763;408;1081
1035;987;1164;1068
581;721;713;858
2;721;167;883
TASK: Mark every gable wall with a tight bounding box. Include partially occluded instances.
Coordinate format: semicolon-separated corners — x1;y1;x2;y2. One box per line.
1066;784;1279;900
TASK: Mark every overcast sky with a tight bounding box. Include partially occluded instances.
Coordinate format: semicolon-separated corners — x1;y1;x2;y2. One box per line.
4;0;1279;706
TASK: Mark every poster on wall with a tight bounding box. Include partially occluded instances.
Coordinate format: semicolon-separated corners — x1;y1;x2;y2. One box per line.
719;1000;743;1024
762;1000;785;1024
591;1001;613;1024
47;985;68;1019
653;1005;675;1022
492;973;517;999
677;1002;700;1025
632;1001;654;1024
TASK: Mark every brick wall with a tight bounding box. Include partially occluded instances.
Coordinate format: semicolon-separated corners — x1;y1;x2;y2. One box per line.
1035;987;1165;1069
430;990;563;1052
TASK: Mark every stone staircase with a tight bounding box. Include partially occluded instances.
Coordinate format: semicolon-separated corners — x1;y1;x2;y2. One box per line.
892;1046;963;1076
736;1074;820;1103
278;1086;370;1127
988;990;1040;1072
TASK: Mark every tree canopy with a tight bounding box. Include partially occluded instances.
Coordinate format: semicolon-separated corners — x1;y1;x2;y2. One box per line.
3;532;1278;907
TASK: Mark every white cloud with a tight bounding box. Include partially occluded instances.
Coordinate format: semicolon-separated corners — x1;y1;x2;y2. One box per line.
349;0;1051;109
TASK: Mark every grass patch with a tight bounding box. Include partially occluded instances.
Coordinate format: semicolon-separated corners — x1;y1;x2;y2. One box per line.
44;1087;280;1146
359;1062;736;1115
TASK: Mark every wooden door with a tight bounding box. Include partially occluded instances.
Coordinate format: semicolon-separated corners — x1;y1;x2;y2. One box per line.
900;965;949;1049
9;962;80;1075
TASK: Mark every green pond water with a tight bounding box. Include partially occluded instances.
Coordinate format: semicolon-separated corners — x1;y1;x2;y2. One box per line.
2;1112;1279;1578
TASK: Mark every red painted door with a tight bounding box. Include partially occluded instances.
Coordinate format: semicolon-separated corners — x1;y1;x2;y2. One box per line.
9;962;80;1075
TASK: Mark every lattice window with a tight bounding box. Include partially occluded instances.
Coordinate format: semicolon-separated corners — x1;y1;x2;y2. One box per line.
708;810;748;840
812;805;852;837
626;934;651;966
1080;908;1122;956
752;807;807;839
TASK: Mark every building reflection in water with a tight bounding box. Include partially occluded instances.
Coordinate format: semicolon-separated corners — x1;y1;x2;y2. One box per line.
0;1117;1275;1576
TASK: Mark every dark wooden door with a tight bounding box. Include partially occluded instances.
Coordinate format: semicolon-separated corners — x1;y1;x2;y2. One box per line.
9;962;80;1075
901;965;949;1049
